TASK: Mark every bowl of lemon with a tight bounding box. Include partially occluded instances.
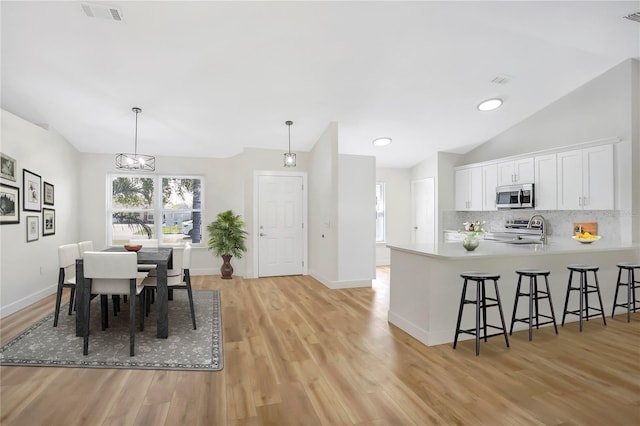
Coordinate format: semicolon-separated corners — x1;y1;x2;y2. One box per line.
572;232;601;244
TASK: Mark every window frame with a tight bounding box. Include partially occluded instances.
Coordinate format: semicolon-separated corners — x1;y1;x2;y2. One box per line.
107;173;205;246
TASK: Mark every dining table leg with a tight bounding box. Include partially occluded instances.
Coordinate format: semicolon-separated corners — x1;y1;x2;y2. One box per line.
156;261;169;338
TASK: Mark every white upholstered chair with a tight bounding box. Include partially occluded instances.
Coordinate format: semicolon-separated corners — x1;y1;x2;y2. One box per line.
142;243;196;329
81;251;146;356
53;243;80;327
77;240;94;258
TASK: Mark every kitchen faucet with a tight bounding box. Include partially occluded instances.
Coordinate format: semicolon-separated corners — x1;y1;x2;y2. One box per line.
527;214;547;244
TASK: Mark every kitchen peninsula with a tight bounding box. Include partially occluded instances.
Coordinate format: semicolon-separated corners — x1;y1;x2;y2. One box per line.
387;239;640;347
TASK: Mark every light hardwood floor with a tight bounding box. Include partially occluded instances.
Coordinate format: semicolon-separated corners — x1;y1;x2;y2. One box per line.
1;267;639;425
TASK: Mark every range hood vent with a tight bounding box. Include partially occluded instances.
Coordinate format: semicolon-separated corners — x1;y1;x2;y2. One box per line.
80;2;124;22
623;12;640;23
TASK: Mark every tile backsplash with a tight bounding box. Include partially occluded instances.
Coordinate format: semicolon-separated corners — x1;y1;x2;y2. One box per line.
445;210;625;241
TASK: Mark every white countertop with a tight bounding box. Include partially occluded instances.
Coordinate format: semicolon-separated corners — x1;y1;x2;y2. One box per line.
388;238;640;260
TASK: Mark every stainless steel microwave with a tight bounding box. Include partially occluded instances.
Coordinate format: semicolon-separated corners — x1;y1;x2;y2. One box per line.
495;183;534;209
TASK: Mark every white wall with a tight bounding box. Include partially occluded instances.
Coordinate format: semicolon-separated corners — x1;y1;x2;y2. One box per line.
308;122;339;284
308;123;376;288
375;167;411;265
77;152;246;276
338;154;376;284
461;58;639;242
1;110;80;317
1;110;379;316
241;147;309;278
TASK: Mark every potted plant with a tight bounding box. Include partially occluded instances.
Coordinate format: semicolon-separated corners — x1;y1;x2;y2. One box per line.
207;210;247;279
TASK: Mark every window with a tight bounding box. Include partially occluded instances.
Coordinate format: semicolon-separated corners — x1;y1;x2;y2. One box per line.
109;175;204;245
376;182;385;242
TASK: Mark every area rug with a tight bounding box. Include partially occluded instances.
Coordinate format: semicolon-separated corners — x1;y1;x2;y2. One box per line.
0;290;223;371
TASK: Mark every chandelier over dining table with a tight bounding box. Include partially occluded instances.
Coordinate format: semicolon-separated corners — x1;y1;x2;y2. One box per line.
115;107;156;172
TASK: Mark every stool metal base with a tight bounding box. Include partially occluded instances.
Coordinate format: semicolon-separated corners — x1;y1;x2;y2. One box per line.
611;263;640;322
453;273;510;356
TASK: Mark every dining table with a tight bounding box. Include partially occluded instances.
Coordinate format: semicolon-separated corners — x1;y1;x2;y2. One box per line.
75;246;173;338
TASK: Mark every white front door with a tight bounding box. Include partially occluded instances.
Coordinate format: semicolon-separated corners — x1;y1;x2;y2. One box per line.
411;178;435;245
258;175;304;277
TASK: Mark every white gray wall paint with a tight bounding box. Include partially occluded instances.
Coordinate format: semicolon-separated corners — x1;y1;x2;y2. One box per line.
77;152;246;277
308;122;339;284
1;110;80;317
453;59;639;243
375;167;411;265
338;154;376;283
1;112;378;316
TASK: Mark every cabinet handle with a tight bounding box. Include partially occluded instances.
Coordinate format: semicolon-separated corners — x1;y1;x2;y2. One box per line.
578;196;582;207
583;196;588;206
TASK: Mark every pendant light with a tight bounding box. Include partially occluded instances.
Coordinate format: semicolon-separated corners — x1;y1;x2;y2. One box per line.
283;120;296;168
115;107;155;172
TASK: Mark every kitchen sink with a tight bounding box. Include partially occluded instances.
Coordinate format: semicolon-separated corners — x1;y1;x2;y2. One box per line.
502;239;542;245
486;235;542;244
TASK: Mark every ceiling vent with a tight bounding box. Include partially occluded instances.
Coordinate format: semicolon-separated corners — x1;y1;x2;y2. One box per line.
623;12;640;23
80;2;124;22
491;75;512;85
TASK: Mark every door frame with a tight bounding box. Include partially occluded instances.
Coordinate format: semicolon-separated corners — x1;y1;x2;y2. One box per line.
253;170;308;278
411;177;435;245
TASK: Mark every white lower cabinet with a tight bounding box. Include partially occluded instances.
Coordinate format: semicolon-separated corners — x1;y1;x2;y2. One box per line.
557;144;613;210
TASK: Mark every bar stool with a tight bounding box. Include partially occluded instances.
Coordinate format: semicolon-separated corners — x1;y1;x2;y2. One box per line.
453;272;510;356
611;262;640;322
561;264;607;331
509;269;558;341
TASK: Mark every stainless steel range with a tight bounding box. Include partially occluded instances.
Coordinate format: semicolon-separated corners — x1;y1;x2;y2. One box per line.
485;218;544;244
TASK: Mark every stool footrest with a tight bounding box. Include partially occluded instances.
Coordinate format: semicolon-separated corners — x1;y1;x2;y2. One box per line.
512;317;556;326
613;303;639;310
564;309;605;319
458;329;507;340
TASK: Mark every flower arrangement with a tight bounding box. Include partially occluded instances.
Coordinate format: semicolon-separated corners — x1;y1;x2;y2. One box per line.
459;221;489;239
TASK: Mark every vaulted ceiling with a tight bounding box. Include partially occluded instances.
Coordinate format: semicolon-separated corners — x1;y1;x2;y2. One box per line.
2;1;638;168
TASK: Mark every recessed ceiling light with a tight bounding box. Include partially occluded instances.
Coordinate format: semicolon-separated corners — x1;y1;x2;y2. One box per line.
373;137;392;147
477;98;503;111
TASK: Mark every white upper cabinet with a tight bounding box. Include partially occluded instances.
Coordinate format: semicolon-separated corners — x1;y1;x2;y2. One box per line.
497;157;534;186
557;144;613;210
534;154;557;210
482;163;498;211
455;166;482;211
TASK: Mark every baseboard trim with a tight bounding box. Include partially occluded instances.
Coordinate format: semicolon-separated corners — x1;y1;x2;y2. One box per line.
0;285;57;319
308;270;372;289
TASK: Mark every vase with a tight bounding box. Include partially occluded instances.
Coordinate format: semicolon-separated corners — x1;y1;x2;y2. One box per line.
221;254;234;279
462;235;479;251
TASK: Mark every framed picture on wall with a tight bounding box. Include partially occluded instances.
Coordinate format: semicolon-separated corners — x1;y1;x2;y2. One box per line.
43;181;54;205
0;153;17;182
0;183;20;224
43;208;55;236
26;215;39;242
23;169;42;212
